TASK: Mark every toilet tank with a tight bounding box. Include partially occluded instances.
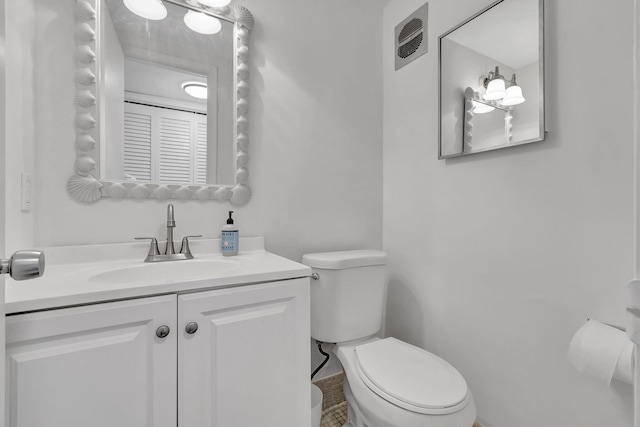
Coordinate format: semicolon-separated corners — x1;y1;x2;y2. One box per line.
301;250;387;343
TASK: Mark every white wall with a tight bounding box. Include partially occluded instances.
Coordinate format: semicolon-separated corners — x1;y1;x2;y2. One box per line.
636;0;640;279
384;0;634;426
5;0;384;266
4;0;35;254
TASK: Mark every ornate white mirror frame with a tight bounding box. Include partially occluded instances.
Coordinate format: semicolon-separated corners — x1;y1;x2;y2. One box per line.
68;0;254;205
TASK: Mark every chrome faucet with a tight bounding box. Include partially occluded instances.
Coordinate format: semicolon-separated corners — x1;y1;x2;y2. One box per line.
166;204;176;255
135;204;202;262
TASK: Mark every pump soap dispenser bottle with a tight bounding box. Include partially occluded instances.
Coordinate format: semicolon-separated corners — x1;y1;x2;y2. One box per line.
221;211;238;256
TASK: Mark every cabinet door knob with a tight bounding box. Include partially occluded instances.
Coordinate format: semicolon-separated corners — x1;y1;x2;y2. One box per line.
185;322;199;334
156;325;171;338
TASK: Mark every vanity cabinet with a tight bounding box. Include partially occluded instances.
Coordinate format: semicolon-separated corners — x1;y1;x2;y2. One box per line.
5;278;310;427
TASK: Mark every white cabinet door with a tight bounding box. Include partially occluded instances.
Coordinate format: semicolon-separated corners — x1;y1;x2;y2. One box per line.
5;295;178;427
178;278;310;427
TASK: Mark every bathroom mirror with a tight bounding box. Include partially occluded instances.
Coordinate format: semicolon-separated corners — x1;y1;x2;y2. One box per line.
68;0;254;204
438;0;544;159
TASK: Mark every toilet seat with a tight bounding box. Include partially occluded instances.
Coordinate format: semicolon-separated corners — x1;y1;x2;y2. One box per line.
353;338;470;415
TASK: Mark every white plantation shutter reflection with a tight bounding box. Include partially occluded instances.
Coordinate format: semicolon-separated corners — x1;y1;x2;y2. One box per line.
195;117;208;185
159;114;192;183
123;102;206;184
123;107;153;181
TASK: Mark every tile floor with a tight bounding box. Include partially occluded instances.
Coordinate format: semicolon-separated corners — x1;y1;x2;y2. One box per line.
320;401;348;427
320;403;483;427
313;372;347;427
313;372;346;410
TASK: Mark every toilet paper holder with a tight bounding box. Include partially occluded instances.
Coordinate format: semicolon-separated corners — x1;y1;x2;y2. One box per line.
569;318;634;386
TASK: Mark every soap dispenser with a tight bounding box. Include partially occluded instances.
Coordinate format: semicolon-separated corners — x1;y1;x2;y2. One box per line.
221;211;238;256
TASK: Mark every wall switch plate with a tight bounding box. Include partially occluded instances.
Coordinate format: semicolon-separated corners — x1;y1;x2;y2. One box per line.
21;172;32;212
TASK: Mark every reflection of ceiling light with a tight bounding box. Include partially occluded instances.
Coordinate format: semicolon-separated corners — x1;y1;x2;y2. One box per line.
183;10;222;35
123;0;167;20
471;100;495;114
197;0;232;7
182;82;208;99
501;74;526;106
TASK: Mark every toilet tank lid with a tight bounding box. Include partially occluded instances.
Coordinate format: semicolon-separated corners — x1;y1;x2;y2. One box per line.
302;250;386;269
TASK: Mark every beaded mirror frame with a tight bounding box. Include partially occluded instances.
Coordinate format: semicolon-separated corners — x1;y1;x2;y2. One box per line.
68;0;254;205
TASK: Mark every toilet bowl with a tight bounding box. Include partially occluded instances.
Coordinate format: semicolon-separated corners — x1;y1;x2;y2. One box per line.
302;250;476;427
335;337;476;427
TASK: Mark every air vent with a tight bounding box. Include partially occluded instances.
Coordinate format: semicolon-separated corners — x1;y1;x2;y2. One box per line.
395;3;428;70
398;31;423;58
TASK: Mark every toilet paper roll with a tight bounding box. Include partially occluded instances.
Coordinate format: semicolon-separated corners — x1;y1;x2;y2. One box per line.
568;319;634;385
612;340;634;384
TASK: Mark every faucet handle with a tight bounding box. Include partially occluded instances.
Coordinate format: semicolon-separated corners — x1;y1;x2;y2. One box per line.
135;237;160;257
179;235;203;257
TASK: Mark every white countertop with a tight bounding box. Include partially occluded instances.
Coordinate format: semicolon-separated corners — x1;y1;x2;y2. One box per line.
5;237;311;314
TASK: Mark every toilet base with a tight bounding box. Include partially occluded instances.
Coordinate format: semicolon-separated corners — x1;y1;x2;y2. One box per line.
342;376;369;427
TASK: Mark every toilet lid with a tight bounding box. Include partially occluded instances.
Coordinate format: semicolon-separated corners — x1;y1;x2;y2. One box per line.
354;338;469;415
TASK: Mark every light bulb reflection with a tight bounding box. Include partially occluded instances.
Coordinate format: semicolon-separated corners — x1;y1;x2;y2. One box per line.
123;0;167;20
472;100;495;114
501;85;525;106
483;78;507;101
184;10;222;35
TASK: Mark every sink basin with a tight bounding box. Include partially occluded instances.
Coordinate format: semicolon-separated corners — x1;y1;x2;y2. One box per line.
89;258;241;284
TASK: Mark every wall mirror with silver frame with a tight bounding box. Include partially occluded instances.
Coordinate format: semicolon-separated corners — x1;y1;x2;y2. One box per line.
68;0;254;205
438;0;544;159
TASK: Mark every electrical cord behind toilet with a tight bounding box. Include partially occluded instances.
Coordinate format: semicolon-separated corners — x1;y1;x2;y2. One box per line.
311;340;330;380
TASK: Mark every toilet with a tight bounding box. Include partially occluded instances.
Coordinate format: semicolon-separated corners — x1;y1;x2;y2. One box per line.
302;250;476;427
